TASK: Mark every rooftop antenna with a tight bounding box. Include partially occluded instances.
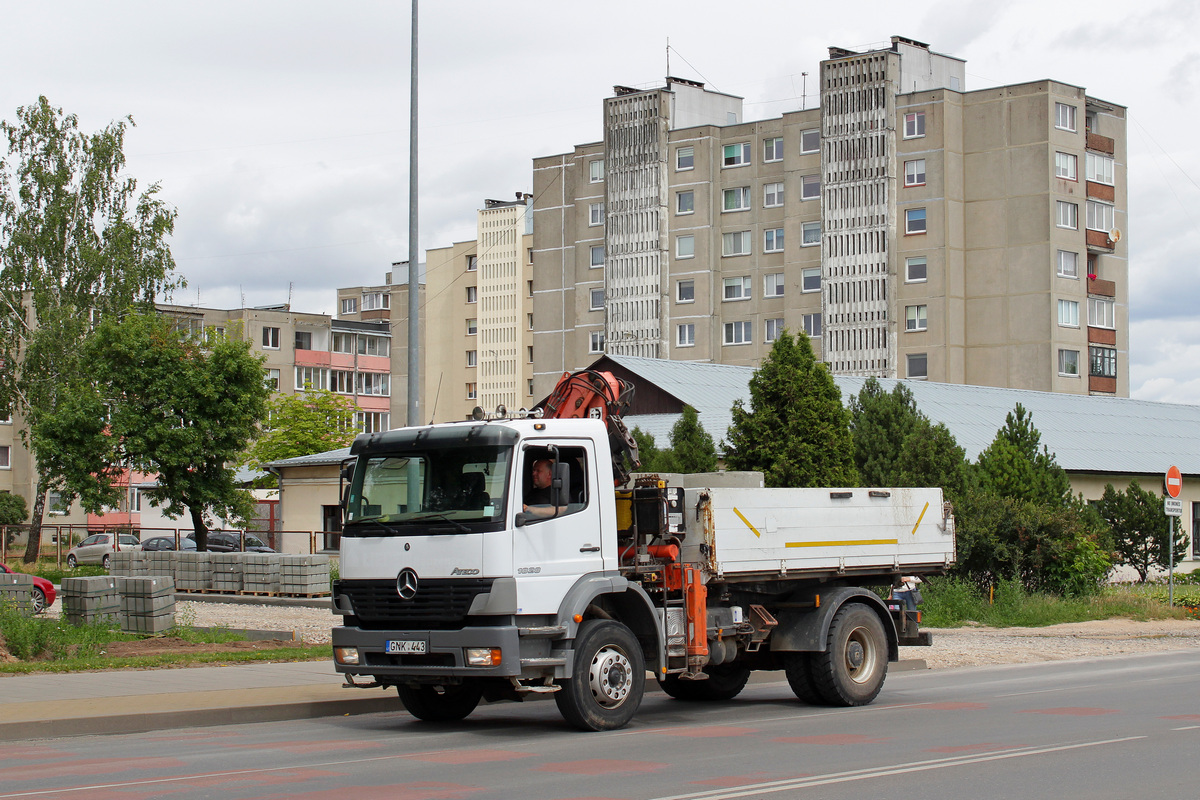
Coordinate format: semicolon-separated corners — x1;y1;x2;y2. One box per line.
428;372;442;425
666;37;670;81
287;281;294;310
802;72;808;110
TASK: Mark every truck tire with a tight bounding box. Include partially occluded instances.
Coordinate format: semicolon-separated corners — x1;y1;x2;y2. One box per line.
555;619;644;731
782;652;823;704
809;604;887;706
660;663;751;701
396;681;483;722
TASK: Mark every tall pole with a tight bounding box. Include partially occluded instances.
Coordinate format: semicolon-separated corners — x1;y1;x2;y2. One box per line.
406;0;420;427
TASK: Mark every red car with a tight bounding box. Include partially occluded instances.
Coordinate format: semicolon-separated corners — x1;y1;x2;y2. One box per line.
0;563;56;614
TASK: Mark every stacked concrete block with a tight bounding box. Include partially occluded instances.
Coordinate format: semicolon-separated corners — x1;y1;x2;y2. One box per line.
280;554;331;596
109;550;148;577
61;576;120;626
0;571;34;615
144;550;176;582
210;552;244;592
118;576;176;634
242;553;281;594
174;551;213;592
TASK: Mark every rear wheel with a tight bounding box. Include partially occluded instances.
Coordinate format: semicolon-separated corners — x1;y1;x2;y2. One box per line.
660;662;751;701
31;587;47;614
555;620;645;731
782;652;823;704
102;554;111;569
809;605;888;706
66;554;78;568
396;681;483;722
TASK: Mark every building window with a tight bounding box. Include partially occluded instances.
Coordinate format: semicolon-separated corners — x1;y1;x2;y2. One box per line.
676;146;694;170
466;383;477;400
128;488;141;513
800;129;819;154
589;159;605;182
1089;346;1117;378
527;247;534;264
295;366;328;391
907;353;928;379
763;273;784;297
723;276;751;301
677;323;695;347
802;221;821;246
332;332;355;354
1086;200;1115;232
527;345;534;363
722;231;751;257
1055;152;1077;181
589;203;604;226
590;245;604;268
801;174;820;200
723;142;750;167
1086;153;1115;185
590;289;604;311
1057;200;1078;230
765;318;785;343
904;159;926;186
358;336;389;357
676;235;695;259
764;137;783;162
466;286;478;303
467;318;477;336
723;320;752;345
466;255;478;271
294;331;312;351
589;331;605;354
1058;349;1079;376
904;112;926;138
527;313;534;330
265;369;280;391
362;292;389;310
1057;250;1079;278
676;191;694;215
1089;297;1116;329
357;411;390;434
331;370;353;393
1055;102;1077;132
906;256;927;282
466;350;477;368
723;186;751;212
46;490;68;515
341;298;358;314
801;267;821;292
357;372;391;396
527;280;534;297
803;313;822;337
677;280;695;303
763;182;785;208
1058;299;1080;327
905;305;928;332
527;379;534;397
262;326;280;349
764;228;785;253
0;445;9;469
905;208;927;234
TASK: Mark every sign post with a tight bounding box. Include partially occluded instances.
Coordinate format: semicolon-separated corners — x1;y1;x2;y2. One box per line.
1164;467;1183;607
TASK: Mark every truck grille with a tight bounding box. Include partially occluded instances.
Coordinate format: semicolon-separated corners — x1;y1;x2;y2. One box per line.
336;578;494;629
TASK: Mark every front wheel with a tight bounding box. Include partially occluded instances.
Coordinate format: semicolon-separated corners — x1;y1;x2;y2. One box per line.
660;662;751;701
396;681;483;722
809;605;888;706
102;554;111;569
66;554;78;568
555;619;645;731
31;587;47;614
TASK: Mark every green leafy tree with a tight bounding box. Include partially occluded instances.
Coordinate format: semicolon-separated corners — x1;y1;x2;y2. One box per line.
0;97;179;562
665;406;718;474
630;426;668;474
975;403;1071;505
0;493;26;526
33;313;266;549
896;419;971;502
848;378;921;486
244;387;357;485
724;330;857;487
1096;480;1188;582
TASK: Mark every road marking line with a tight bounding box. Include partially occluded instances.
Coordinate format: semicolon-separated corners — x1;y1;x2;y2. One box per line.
1172;725;1200;731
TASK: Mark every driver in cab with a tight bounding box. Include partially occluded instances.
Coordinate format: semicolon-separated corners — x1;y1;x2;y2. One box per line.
523;458;566;519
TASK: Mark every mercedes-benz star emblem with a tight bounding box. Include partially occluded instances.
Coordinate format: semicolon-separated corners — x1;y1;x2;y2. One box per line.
396;568;419;600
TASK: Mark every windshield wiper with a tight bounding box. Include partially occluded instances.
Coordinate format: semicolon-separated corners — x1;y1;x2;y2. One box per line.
345;516;403;535
408;513;471;533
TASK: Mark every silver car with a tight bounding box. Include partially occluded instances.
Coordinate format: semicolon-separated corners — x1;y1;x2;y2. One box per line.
66;533;142;568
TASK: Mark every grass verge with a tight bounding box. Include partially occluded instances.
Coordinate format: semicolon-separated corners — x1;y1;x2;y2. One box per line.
0;644;330;675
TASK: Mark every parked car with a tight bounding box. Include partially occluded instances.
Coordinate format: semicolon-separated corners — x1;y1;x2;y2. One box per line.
65;533;142;568
139;536;197;552
186;531;275;553
0;563;57;613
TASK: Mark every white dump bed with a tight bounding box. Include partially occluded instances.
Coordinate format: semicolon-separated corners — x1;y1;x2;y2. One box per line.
680;486;955;581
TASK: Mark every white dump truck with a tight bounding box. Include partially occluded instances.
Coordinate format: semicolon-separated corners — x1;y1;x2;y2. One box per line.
331;370;955;731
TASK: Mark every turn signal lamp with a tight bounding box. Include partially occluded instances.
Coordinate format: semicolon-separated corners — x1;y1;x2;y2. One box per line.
466;647;502;666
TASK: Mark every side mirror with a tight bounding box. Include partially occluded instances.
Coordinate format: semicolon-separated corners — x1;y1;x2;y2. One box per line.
514;512;528;527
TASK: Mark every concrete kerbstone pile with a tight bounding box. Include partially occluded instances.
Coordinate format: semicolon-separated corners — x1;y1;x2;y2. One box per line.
0;571;34;615
109;550;148;577
61;576;120;625
210;553;244;592
280;555;330;596
175;551;213;592
117;576;176;634
243;553;281;594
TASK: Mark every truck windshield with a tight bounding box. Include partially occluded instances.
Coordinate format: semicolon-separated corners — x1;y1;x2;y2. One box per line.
345;444;511;530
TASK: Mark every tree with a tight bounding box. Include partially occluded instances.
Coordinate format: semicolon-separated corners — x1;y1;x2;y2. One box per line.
975;404;1071;505
0;493;26;526
896;419;971;502
665;406;718;474
33;313;266;549
724;330;858;487
1096;480;1188;582
0;97;179;562
630;426;668;473
848;378;921;486
244;386;357;485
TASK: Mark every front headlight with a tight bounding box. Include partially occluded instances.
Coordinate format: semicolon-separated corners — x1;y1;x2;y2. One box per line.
465;647;502;666
333;646;360;665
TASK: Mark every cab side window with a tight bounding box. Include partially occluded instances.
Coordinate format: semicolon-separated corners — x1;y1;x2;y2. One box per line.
522;446;589;522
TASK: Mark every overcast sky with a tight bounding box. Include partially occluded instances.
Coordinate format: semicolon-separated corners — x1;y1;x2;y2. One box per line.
2;0;1197;403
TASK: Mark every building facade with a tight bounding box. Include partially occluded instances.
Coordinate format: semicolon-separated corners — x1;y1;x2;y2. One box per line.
530;36;1128;399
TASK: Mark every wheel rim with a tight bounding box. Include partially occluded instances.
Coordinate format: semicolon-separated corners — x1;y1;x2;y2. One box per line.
32;591;45;613
844;624;880;684
588;644;634;708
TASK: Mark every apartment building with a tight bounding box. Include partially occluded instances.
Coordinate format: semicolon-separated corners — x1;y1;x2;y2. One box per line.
530;36;1128;398
423;195;535;422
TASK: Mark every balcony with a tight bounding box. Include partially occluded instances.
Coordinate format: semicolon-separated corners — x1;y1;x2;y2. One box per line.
1087;276;1116;297
1086;131;1115;154
1088;326;1116;345
1089;375;1116;394
1086;229;1116;252
1086;181;1115;202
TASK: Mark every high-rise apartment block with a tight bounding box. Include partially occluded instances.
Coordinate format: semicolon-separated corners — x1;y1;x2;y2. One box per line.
530;36;1128;397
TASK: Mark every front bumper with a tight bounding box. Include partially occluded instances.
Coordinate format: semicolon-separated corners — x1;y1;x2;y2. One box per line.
333;624;532;679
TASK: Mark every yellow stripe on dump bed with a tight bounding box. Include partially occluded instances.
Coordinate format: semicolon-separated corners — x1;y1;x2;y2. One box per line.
733;507;762;538
910;501;930;536
786;539;899;548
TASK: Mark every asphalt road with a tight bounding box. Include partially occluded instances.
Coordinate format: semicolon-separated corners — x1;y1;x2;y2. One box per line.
2;651;1197;800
